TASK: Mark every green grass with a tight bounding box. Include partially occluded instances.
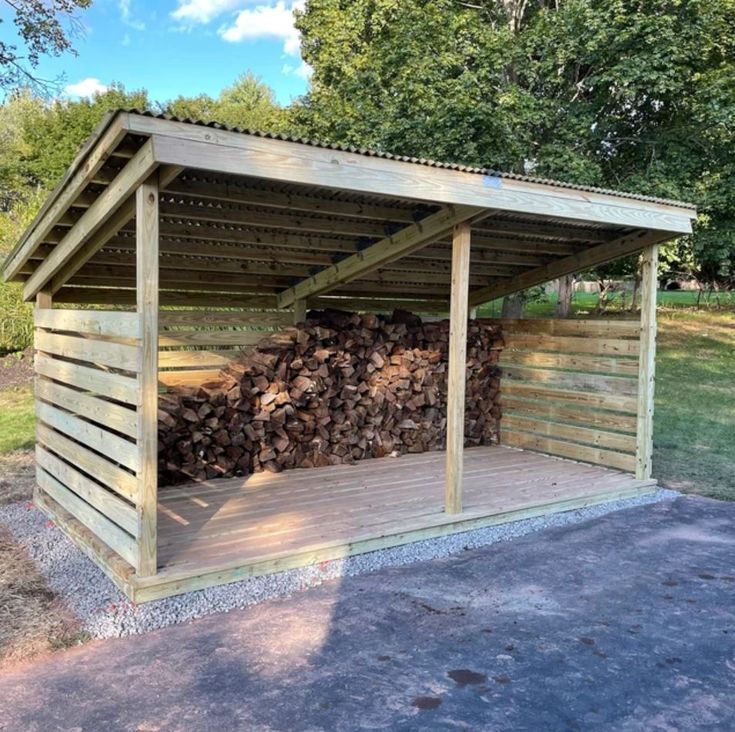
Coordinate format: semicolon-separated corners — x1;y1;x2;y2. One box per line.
0;386;35;453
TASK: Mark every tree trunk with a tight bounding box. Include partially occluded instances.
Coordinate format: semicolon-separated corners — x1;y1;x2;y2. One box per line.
501;293;525;318
555;275;574;318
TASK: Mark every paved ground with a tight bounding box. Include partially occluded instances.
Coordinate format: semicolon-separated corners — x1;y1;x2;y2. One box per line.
1;495;734;731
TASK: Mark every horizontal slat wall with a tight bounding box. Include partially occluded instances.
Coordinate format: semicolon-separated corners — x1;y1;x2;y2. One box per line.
34;307;140;568
488;318;640;472
157;309;292;388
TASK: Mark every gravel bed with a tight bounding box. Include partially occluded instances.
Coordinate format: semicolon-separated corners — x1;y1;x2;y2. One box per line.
0;488;677;639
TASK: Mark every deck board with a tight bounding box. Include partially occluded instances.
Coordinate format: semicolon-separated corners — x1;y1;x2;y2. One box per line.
152;446;655;595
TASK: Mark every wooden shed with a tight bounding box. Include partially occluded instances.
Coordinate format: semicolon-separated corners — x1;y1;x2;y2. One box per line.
2;111;697;601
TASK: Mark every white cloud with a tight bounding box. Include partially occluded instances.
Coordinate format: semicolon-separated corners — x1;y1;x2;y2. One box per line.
220;1;304;56
119;0;145;30
64;77;110;98
171;0;248;25
282;60;312;80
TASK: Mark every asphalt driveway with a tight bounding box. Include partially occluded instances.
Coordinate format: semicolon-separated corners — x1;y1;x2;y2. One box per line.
1;495;734;731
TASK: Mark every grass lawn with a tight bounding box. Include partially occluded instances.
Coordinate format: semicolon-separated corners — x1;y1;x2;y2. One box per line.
0;386;34;455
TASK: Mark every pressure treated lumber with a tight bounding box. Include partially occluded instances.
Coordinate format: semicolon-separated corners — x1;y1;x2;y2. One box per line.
636;245;658;480
445;223;472;513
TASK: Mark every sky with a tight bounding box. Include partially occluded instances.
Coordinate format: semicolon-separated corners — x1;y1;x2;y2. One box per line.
2;0;311;105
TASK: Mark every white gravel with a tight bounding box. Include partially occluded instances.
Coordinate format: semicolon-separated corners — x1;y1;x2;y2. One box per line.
0;488;678;639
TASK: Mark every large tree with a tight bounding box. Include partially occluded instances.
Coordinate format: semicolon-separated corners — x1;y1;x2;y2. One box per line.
294;0;735;287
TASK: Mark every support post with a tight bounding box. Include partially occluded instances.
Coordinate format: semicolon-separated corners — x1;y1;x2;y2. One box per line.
136;175;159;575
293;299;307;325
636;244;658;480
33;290;52;505
445;222;471;514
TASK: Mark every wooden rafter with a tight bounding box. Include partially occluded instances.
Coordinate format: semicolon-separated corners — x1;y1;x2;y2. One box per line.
276;205;486;309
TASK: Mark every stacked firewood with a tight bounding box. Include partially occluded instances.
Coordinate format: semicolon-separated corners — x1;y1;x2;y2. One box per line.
158;310;503;485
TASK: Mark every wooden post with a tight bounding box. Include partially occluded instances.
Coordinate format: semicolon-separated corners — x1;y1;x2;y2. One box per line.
293;299;307;325
445;222;471;514
136;175;159;576
33;291;52;505
636;244;658;480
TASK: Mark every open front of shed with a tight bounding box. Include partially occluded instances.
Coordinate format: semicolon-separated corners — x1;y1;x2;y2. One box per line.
1;110;697;602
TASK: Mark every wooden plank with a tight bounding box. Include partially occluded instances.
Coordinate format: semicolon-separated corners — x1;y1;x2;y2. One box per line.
34;330;140;372
445;222;471;514
159;310;291;328
36;446;137;535
501;430;636;472
158;350;240;369
144;124;695;232
33;292;53;507
499;350;638;376
37;467;138;567
501;395;637;433
468;229;678;306
276;205;485;308
502;414;636;453
504;334;640;357
503;382;638;413
34;307;138;339
55;287;274;309
35;377;137;439
158;369;223;388
22;140;157;300
36;401;139;472
486;317;640;338
36;422;137;502
158;331;269;348
3;113;126;280
136;175;160;577
34;353;137;406
293;300;307;325
636;245;658;480
501;365;638;397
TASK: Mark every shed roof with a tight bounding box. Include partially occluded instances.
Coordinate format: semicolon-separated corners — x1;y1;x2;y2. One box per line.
3;109;697;310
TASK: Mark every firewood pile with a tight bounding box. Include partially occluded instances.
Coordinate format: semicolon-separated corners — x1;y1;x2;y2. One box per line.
158;310;503;485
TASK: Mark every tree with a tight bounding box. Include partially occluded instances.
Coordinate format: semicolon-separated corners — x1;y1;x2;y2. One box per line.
294;0;735;295
166;73;288;132
0;0;92;94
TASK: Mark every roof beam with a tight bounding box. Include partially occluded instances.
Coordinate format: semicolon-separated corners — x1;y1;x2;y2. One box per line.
23;140;158;300
468;228;678;307
276;205;486;309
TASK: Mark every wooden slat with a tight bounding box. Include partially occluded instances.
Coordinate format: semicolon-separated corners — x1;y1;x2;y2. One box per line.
445;222;471;514
636;245;658;479
502;414;636;453
501;366;638;397
503;382;638;414
158;369;223;387
34;308;138;339
37;467;138;566
34;330;140;372
55;287;274;309
36;446;137;535
36;401;139;472
505;334;640;357
34;353;137;406
501;395;637;433
484;317;640;338
159;310;291;328
35;377;137;438
158;331;269;348
158;350;240;369
499;350;638;376
501;430;636;472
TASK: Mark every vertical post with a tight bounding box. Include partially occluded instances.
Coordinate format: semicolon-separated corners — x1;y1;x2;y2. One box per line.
33;291;52;505
445;222;471;514
136;175;159;576
293;299;307;325
636;244;658;480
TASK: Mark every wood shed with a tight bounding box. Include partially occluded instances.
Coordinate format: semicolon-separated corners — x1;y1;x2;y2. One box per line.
2;110;697;601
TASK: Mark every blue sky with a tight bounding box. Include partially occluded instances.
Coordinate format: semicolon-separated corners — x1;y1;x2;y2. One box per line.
2;0;310;105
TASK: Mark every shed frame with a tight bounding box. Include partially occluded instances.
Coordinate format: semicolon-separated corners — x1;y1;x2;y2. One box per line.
3;111;696;601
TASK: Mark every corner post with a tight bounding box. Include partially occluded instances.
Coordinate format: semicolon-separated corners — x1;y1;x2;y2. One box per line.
636;244;658;480
293;299;307;325
445;222;471;514
136;174;159;576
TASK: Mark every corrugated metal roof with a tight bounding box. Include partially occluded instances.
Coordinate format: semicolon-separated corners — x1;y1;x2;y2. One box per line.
124;109;697;211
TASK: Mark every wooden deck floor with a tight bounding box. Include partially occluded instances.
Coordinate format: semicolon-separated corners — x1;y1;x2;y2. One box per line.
130;446;655;601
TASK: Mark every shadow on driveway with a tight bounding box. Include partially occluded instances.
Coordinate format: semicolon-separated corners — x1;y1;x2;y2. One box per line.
1;495;734;731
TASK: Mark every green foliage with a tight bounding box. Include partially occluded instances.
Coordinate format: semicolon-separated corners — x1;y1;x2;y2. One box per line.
165;72;289;132
295;0;735;286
